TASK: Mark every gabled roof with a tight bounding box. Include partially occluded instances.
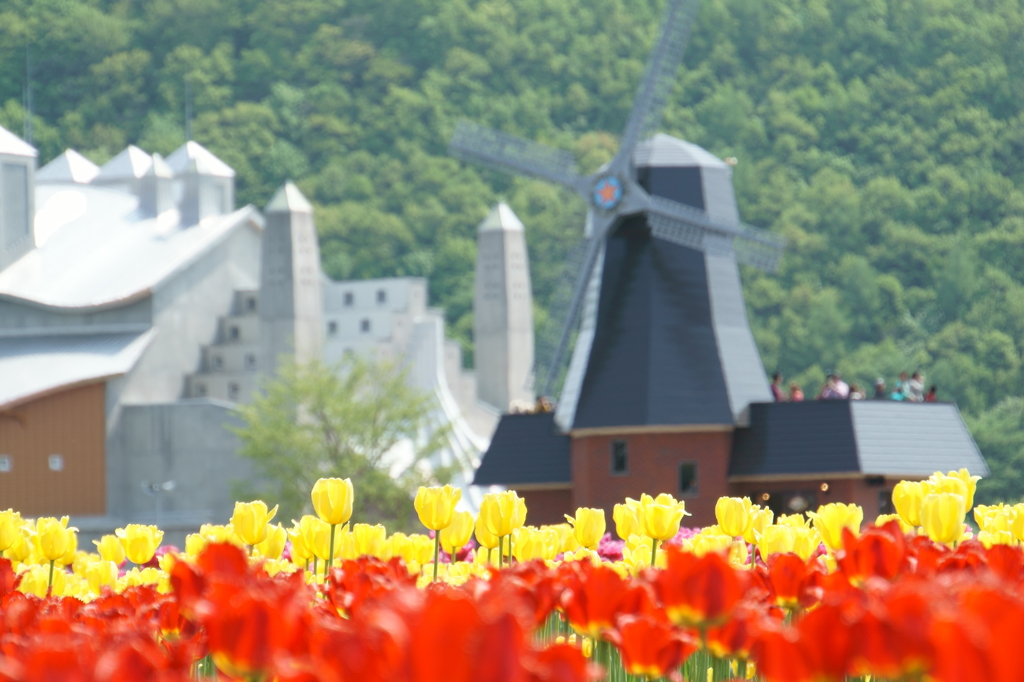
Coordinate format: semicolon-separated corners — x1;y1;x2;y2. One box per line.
0;330;154;409
729;401;989;479
478;202;524;232
94;146;152;182
37;149;100;184
165;141;235;178
633;134;728;169
0;125;36;157
0;184;261;309
473;413;570;486
266;182;312;213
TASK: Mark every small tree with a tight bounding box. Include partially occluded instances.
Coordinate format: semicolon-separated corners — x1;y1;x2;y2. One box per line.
232;355;451;530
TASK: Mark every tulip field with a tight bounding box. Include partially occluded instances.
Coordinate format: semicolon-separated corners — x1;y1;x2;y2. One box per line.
0;469;1020;681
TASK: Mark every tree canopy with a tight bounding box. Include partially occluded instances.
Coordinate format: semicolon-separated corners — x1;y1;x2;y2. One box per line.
4;0;1024;501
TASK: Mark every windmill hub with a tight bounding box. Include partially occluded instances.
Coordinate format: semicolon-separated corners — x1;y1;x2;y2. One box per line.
592;175;624;211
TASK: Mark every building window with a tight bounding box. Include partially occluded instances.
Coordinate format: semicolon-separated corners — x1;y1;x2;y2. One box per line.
228;382;240;401
245;354;257;370
679;462;698;497
48;454;64;472
610;440;628;475
0;455;10;472
343;292;354;307
246;297;257;312
229;326;240;341
212;355;223;370
878;490;895;515
377;289;387;304
328;321;338;336
360;319;371;333
195;383;207;397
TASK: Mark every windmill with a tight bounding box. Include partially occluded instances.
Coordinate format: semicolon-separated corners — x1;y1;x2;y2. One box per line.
450;0;785;432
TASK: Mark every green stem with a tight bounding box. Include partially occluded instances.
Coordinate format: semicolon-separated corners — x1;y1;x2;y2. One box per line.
432;531;440;581
47;559;54;592
498;536;504;567
488;547;492;565
450;544;458;563
508;534;514;563
650;537;659;567
327;523;337;573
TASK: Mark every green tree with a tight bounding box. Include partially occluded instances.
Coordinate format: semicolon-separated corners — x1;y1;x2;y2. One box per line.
232;356;450;530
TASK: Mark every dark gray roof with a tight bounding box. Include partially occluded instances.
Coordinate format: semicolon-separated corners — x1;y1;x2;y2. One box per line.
730;401;989;478
473;413;570;486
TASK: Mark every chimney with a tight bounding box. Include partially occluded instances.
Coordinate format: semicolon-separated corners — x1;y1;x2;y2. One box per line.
0;124;37;272
167;141;235;225
138;153;174;217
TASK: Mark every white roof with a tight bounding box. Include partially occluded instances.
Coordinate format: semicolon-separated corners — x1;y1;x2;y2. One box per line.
0;125;36;157
266;182;312;213
633;133;729;169
0;330;154;409
478;202;524;232
0;184;260;309
94;145;152;182
37;149;100;184
165;141;235;178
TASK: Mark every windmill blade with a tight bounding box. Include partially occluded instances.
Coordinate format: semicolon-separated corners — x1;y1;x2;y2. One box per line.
616;0;701;166
532;238;588;396
539;227;608;397
646;197;786;272
449;120;586;191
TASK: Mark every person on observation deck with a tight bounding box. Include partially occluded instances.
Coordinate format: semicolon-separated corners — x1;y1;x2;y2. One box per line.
770;372;785;402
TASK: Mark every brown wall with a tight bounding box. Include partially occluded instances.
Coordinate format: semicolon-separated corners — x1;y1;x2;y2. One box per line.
513;487;573;526
571;430;733;528
0;383;107;516
729;476;906;520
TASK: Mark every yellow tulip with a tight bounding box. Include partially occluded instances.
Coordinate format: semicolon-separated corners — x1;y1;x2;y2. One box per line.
58;530;78;567
383;532;410;561
945;468;981;511
7;533;30;564
565;507;606;549
200;523;244;547
93;534;126;565
0;509;22;552
414;485;462;531
256;523;287;560
757;525;795;558
474;513;499;550
513;527;558;562
85;560;119;593
777;513;808;529
409;534;435;565
792;527;822;561
715;497;754;538
185;533;207;557
116;524;164;565
547;523;580;554
685;531;732;557
231;500;279;546
440;511;474;559
978;530;1015;549
743;505;774;544
920;492;966;545
924;473;968;501
892;481;926;528
807;503;863;551
613;500;642;540
875;513;914;535
352;523;387;557
481;491;524;538
296;515;333;562
35;517;76;563
639;493;689;541
19;564;65;597
311;477;354;526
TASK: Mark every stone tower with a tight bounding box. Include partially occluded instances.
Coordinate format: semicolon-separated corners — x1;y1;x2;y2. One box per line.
0;126;36;272
473;202;534;411
260;182;324;374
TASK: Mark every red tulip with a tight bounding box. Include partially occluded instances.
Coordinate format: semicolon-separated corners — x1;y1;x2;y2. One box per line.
610;614;695;680
655;547;747;627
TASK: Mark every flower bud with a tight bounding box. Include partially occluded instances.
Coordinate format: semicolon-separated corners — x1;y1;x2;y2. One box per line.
565;507;606;550
440;510;474;557
85;559;119;593
116;524;163;565
474;513;499;550
481;490;524;537
35;517;77;563
807;503;863;551
353;523;387;557
920;492;966;545
613;500;642;541
256;523;287;560
640;493;689;541
231;500;279;546
892;481;925;527
715;497;754;538
0;509;22;552
311;477;354;526
414;485;462;531
93;534;126;565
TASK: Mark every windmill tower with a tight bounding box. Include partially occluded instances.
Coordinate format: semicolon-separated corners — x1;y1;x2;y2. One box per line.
456;0;786;523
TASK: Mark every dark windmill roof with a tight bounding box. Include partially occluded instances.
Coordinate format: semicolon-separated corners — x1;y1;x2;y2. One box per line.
730;401;989;479
473;413;571;486
567;136;771;431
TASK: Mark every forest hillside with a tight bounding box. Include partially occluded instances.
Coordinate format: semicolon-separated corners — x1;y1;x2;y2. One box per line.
3;0;1024;501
